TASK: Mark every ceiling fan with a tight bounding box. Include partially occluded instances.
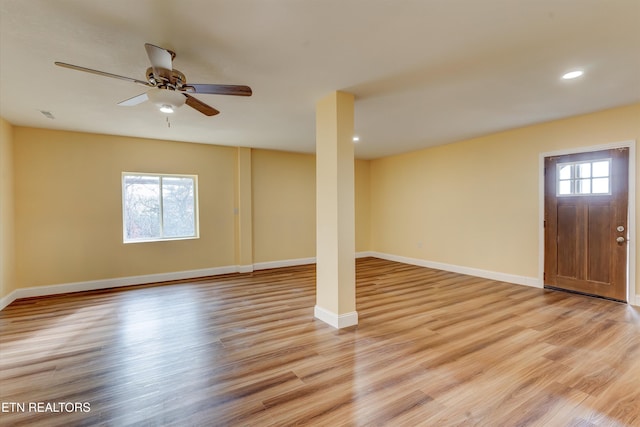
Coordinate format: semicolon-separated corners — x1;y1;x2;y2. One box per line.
55;43;252;116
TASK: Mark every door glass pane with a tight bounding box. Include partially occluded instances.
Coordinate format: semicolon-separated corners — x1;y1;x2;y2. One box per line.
559;165;572;180
592;178;609;194
592;161;610;177
577;179;591;194
559;181;571;195
578;163;591;178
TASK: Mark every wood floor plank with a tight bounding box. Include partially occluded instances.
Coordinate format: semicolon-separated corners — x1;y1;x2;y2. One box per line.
1;257;639;426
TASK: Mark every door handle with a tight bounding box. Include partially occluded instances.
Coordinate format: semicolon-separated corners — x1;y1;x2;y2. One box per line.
616;236;626;243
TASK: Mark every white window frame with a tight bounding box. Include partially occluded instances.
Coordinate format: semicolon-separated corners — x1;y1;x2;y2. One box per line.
122;172;199;244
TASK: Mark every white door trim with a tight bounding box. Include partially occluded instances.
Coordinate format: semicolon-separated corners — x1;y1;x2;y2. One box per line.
539;140;636;304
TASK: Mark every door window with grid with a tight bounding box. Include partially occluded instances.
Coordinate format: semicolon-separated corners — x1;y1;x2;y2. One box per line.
556;159;611;196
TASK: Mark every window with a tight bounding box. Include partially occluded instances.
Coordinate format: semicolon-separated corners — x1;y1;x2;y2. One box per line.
556;159;611;196
122;173;198;243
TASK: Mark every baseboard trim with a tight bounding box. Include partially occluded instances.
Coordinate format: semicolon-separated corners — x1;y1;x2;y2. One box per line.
0;290;18;311
0;265;238;311
0;252;546;312
635;295;640;307
314;305;358;329
0;258;325;311
0;257;328;311
237;265;255;273
253;257;316;271
356;251;376;258
370;251;543;288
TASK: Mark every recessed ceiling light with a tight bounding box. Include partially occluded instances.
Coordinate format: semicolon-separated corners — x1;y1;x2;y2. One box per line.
352;136;360;142
562;70;584;80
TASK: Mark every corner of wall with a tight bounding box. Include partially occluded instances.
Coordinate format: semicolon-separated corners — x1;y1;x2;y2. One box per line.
355;158;372;252
0;117;16;302
234;147;253;267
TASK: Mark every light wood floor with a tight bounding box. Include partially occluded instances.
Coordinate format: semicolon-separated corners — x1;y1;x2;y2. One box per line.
1;258;639;426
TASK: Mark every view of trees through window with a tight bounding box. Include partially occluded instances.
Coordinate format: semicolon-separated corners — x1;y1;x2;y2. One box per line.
123;174;197;242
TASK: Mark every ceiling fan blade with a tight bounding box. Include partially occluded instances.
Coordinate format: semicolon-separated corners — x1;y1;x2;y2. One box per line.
145;43;173;80
184;94;220;116
55;62;151;87
118;92;149;106
186;84;252;97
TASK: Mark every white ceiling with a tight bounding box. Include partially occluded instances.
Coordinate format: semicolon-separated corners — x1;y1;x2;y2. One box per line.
1;0;639;159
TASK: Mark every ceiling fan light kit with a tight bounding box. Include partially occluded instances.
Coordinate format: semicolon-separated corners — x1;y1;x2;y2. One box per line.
147;88;186;114
55;43;252;117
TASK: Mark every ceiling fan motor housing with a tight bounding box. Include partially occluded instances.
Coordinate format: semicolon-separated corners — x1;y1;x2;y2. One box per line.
146;67;186;89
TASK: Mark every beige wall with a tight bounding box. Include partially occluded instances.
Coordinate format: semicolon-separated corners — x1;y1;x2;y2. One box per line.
0;118;15;298
251;149;372;264
6;104;638;298
355;159;371;252
13;128;238;288
252;149;317;263
370;103;640;295
9;129;372;291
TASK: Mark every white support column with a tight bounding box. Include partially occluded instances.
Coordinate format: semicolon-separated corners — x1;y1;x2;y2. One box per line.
315;91;357;328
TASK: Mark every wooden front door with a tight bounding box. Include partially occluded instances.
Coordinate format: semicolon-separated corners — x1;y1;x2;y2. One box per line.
544;148;629;301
